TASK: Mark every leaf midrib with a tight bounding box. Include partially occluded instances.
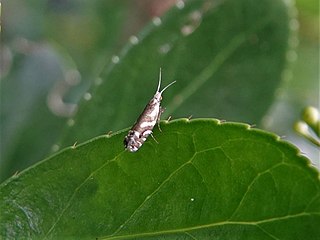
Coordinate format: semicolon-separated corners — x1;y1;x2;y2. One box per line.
101;212;317;240
164;32;247;117
164;7;279;117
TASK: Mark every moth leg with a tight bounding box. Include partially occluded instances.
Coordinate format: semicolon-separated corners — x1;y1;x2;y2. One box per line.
157;107;165;132
142;130;158;144
150;133;159;144
142;130;152;141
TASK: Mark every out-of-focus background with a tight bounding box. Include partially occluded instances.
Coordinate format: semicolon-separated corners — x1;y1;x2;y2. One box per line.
263;0;319;164
0;0;319;182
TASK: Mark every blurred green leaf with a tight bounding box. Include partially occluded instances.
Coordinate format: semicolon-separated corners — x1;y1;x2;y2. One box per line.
296;0;319;15
262;0;319;164
0;47;66;181
45;0;129;77
0;1;130;181
59;0;292;149
1;119;319;239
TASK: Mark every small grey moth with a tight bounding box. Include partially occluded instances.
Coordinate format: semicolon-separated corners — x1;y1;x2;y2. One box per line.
124;69;176;152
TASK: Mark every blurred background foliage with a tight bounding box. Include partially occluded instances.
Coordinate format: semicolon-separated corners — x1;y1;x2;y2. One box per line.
264;0;319;164
0;0;319;182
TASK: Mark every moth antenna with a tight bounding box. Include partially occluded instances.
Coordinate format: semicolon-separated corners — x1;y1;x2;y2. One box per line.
156;68;162;93
160;80;176;94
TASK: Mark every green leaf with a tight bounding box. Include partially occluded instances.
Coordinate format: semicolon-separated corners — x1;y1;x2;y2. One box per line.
45;0;129;76
58;0;292;148
1;119;319;239
0;0;130;181
0;47;66;181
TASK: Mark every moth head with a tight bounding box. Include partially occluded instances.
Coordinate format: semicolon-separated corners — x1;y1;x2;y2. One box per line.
154;68;176;101
152;92;163;103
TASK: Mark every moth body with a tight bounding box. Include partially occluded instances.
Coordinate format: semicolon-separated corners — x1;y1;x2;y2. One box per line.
124;69;175;152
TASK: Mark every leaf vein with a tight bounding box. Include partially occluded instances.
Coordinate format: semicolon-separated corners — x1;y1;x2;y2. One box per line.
44;151;125;238
110;146;222;236
228;162;284;220
103;212;317;239
255;225;280;240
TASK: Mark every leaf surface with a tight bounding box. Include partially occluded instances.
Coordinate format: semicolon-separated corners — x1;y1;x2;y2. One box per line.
1;119;319;239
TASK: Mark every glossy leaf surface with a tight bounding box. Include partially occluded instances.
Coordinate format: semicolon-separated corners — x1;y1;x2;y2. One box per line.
1;119;319;239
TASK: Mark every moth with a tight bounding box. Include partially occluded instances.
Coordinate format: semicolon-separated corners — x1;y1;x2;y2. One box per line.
124;69;176;152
